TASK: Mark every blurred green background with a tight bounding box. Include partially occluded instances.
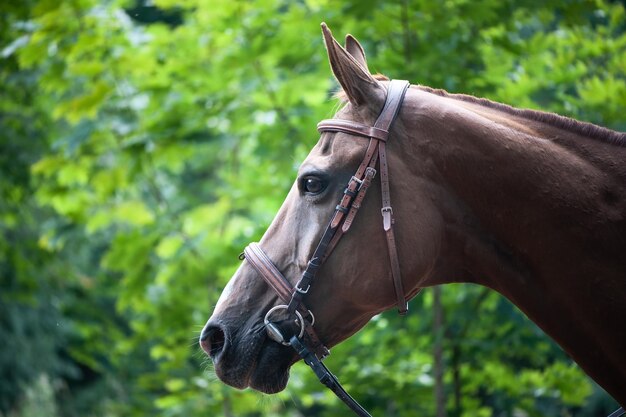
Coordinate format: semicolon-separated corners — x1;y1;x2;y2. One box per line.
1;0;625;416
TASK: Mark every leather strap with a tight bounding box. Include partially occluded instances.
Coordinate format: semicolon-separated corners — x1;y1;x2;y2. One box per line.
317;119;389;142
244;243;295;303
290;336;372;417
373;80;410;314
315;80;410;314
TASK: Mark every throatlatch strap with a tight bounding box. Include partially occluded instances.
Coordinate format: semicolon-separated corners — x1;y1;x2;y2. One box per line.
314;80;410;314
374;80;410;314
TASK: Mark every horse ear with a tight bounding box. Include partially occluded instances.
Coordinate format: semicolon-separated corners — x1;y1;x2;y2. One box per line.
321;23;385;108
345;34;368;71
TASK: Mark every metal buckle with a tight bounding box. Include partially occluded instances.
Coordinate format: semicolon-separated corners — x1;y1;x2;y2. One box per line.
296;283;310;294
381;206;393;231
263;305;305;345
364;166;377;178
350;175;363;190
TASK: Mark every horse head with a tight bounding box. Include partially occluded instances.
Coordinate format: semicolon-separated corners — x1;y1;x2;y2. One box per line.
199;24;443;394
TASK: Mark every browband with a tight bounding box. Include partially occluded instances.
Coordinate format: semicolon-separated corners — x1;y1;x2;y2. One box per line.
317;120;389;141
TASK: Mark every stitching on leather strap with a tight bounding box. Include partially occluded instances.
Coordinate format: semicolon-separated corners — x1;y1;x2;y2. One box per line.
317;120;388;142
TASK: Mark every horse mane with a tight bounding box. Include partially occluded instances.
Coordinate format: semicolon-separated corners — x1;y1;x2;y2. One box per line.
413;85;626;147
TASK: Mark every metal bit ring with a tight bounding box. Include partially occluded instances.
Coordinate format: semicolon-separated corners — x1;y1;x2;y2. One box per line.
263;304;305;346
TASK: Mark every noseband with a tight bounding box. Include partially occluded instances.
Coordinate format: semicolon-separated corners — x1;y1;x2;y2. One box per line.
239;80;410;417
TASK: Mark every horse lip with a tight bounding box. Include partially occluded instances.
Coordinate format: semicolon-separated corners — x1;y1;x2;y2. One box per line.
214;364;252;390
212;352;255;390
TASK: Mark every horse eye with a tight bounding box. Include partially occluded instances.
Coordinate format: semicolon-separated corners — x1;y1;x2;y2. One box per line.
302;177;325;195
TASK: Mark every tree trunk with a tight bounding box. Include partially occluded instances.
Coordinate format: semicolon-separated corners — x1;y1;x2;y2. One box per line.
433;286;447;417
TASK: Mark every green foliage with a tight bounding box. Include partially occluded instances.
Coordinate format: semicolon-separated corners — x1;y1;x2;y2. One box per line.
1;0;624;416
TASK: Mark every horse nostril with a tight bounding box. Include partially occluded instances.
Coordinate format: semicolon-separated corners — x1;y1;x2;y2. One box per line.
200;323;226;359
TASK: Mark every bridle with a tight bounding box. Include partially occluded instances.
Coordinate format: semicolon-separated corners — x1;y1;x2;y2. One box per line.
238;80;626;417
240;80;410;417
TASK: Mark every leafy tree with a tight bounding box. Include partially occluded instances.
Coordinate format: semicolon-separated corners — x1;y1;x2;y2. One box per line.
1;0;624;416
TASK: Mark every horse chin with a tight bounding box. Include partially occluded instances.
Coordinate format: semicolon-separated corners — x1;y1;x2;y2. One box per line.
248;342;296;393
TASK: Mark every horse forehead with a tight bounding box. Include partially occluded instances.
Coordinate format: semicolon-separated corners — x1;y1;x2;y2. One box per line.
303;137;363;172
302;104;373;167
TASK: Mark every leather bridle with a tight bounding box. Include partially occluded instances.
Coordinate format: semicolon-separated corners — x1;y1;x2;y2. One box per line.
240;80;410;417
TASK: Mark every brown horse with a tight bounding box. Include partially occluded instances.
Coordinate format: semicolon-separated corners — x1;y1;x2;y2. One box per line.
201;24;626;407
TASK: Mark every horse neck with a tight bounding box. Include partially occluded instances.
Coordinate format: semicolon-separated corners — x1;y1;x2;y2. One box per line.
397;89;626;402
399;88;625;281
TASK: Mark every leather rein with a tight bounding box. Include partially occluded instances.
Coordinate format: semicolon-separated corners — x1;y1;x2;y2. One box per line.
240;80;410;417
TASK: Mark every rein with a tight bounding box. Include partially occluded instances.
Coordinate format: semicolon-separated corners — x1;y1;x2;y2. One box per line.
242;80;410;417
239;80;626;417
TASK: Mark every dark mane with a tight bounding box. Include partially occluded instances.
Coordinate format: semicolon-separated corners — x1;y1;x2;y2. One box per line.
414;85;626;146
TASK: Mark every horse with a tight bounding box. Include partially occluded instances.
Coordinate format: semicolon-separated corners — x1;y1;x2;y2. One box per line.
200;23;626;409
